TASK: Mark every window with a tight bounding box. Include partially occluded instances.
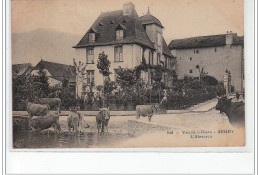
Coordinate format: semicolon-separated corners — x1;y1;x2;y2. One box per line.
189;69;193;74
190;57;192;61
149;51;153;65
157;33;162;46
86;70;94;85
116;30;124;40
89;33;95;43
114;46;123;62
157;54;161;65
86;49;94;64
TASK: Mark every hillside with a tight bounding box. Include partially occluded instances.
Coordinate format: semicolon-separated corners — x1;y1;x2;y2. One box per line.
12;28;82;66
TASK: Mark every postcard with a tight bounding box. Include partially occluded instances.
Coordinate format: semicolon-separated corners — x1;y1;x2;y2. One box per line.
11;0;245;149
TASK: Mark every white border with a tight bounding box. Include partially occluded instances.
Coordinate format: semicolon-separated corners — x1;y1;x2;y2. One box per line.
5;0;256;174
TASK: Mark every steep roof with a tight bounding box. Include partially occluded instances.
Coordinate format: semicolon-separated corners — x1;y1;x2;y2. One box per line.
12;63;32;77
139;9;164;28
33;60;76;82
74;9;154;49
168;33;244;49
162;38;174;58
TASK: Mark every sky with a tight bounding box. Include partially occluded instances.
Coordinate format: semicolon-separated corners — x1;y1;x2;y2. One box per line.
11;0;244;43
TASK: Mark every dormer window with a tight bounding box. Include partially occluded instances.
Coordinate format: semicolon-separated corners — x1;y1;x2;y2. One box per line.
116;30;124;40
89;33;95;43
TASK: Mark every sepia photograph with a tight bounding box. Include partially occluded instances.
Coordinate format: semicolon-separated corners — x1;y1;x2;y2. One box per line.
11;0;245;148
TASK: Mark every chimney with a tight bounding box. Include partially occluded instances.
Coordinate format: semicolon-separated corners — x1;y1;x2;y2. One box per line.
226;31;233;45
123;2;135;16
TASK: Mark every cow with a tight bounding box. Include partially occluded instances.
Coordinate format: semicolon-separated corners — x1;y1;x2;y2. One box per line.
216;96;245;127
135;104;159;122
96;108;110;133
30;112;60;134
38;98;61;113
27;102;50;118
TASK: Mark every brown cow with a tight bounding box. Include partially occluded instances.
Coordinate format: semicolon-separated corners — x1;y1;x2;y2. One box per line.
38;98;61;113
27;102;49;118
96;108;110;133
30;112;60;134
136;104;158;122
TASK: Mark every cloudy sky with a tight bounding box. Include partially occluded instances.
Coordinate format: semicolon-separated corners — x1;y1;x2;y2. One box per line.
12;0;244;43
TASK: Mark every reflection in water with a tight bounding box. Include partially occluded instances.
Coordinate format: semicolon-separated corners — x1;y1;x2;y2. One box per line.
13;131;130;148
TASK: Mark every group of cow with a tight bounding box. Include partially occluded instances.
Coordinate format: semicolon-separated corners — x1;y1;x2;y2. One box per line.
26;98;62;134
25;95;244;135
26;98;111;134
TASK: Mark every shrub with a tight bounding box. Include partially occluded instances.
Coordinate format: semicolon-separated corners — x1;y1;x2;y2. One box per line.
58;87;78;110
202;75;218;86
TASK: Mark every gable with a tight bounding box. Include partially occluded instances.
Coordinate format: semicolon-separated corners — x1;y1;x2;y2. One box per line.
73;9;154;49
33;60;76;82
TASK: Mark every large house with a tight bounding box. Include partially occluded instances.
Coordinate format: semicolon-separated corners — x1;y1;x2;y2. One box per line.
168;32;244;93
73;2;174;95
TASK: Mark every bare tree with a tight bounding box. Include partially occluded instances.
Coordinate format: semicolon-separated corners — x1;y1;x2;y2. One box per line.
73;59;86;99
195;65;208;81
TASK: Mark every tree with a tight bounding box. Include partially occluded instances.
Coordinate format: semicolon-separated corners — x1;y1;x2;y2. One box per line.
33;66;50;98
152;66;164;102
97;52;111;107
13;75;34;110
195;65;208;82
115;67;137;88
73;59;86;99
202;75;218;86
62;74;69;88
97;52;111;77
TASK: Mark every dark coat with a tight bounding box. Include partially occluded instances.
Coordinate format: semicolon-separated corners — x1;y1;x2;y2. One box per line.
216;97;245;126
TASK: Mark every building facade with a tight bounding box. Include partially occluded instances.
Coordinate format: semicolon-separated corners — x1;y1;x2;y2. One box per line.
73;2;174;96
168;32;244;93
